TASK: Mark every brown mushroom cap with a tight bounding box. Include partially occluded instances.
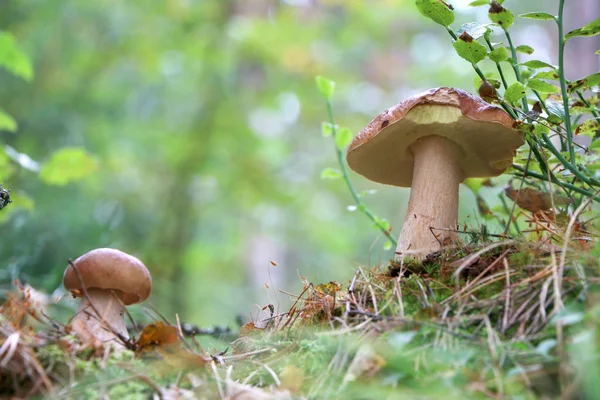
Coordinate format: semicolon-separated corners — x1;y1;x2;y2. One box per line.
346;87;523;187
63;248;152;305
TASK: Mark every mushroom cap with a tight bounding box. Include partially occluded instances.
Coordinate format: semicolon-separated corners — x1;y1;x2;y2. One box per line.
63;248;152;305
346;87;523;187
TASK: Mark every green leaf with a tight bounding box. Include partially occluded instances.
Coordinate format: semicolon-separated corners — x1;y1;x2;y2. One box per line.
453;33;488;64
518;12;555;21
321;122;338;137
535;339;557;357
521;60;556;69
552;307;584;326
575;119;599;137
0;32;34;81
456;22;489;40
335;127;353;150
582;17;600;33
526;79;560;93
504;82;526;103
526;81;560;95
383;241;393;251
545;100;565;120
39;147;99;186
533;123;550;136
468;0;489;6
488;1;514;30
415;0;455;27
373;217;390;231
566;18;600;40
534;71;560;80
596;50;600;55
0;109;17;133
568;72;600;93
320;167;342;180
520;68;533;80
463;178;484;194
488;46;508;62
315;76;335;101
515;45;534;55
590;138;600;150
388;331;417;349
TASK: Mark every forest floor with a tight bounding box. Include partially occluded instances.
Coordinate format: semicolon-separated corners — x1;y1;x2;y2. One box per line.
1;212;599;399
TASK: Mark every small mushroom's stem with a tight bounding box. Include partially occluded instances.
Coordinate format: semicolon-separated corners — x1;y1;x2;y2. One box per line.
396;135;464;261
71;288;128;347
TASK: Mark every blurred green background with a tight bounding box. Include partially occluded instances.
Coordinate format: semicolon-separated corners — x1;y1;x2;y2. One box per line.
0;0;596;327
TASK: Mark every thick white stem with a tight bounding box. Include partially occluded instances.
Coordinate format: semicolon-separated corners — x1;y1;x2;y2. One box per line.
396;135;464;260
71;288;128;347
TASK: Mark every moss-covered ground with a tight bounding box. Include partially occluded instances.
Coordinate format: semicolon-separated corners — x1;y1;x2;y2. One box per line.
1;213;599;399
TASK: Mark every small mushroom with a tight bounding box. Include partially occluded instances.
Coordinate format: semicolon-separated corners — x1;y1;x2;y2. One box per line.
63;248;152;346
347;87;523;260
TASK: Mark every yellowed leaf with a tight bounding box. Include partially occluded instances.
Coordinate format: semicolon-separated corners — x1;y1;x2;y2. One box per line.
136;322;178;353
280;365;305;393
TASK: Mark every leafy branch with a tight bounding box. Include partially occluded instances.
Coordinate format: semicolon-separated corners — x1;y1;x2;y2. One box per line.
315;76;398;248
416;0;600;209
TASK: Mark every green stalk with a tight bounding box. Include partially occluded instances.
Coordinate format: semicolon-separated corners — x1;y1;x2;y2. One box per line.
557;0;576;163
498;193;521;235
325;102;398;246
539;132;600;186
504;30;529;114
501;102;518;120
512;164;600;203
446;27;458;41
483;36;509;89
525;136;580;202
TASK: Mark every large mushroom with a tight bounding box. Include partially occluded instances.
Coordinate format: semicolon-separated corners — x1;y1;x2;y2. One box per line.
63;248;152;346
347;87;523;260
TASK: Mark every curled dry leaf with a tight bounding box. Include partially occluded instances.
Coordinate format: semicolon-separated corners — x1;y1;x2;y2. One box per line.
136;322;179;353
504;185;570;213
136;322;206;370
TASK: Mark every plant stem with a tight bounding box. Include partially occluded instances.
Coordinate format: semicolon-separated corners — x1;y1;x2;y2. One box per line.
557;0;576;163
525;136;579;202
539;132;600;186
498;193;520;235
484;36;509;89
512;164;600;203
501;102;518;120
446;27;458;41
325;102;398;246
504;30;530;114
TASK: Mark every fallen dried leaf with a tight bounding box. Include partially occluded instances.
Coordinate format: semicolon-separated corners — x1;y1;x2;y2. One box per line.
505;186;569;213
136;322;178;353
280;365;305;393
